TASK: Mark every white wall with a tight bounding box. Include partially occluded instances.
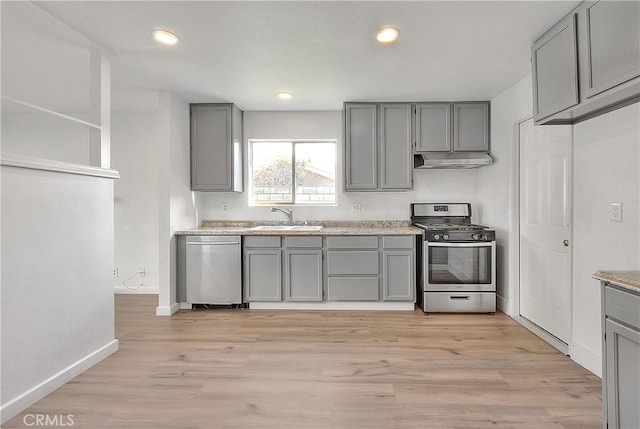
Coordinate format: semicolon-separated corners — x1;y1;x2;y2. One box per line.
1;112;91;165
571;103;640;374
195;111;480;223
156;92;197;316
478;75;533;309
1;166;118;422
112;110;161;293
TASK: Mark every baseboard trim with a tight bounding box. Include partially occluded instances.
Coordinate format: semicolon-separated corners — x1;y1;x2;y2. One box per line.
114;285;159;295
155;303;180;316
496;295;508;315
0;339;119;424
570;342;602;377
514;316;569;355
248;302;415;311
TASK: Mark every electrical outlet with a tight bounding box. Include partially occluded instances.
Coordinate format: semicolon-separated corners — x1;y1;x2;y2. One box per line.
610;202;622;222
222;202;229;212
351;203;362;213
113;268;119;277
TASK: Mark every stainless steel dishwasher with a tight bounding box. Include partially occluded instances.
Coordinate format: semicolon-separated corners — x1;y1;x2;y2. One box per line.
184;235;242;305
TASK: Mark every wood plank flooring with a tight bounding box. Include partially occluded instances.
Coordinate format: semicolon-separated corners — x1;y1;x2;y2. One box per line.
3;295;602;428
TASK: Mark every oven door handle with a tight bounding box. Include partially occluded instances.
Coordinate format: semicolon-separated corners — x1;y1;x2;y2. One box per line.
427;242;494;248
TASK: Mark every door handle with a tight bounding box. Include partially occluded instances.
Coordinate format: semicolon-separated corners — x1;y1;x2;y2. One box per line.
563;240;569;247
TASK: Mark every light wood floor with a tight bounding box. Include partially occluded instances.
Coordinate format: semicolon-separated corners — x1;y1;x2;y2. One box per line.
4;295;602;429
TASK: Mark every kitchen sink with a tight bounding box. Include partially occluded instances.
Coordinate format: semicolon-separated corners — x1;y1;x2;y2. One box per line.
250;225;323;231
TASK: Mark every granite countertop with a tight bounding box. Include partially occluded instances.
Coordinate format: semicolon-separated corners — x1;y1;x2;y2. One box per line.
175;220;422;236
593;270;640;294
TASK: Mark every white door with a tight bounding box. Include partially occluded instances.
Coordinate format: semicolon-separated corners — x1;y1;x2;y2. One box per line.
519;118;572;344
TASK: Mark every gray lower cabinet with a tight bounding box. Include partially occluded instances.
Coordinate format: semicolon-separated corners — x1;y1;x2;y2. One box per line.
244;249;282;301
243;234;416;304
602;284;640;429
382;251;415;301
190;103;243;192
532;1;640;125
285;249;323;301
344;103;412;191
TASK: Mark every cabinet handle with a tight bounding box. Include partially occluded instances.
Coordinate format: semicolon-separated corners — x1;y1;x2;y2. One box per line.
563;240;569;247
187;242;240;246
450;296;470;300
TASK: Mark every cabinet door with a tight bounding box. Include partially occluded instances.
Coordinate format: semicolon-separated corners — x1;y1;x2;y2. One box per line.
605;319;640;429
452;103;490;152
580;0;640;99
379;104;412;189
531;14;579;122
415;103;451;152
382;250;415;301
284;249;323;302
345;103;377;190
244;249;282;301
191;104;233;191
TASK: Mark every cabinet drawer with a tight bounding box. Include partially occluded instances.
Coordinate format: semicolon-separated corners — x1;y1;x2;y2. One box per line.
327;251;379;275
382;235;415;249
326;236;378;249
244;236;281;248
327;277;380;301
285;236;322;248
605;285;640;328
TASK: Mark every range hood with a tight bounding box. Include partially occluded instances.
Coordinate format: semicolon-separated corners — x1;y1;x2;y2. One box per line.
413;152;493;169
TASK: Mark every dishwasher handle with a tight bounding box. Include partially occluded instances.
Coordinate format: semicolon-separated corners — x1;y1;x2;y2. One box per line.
186;241;240;246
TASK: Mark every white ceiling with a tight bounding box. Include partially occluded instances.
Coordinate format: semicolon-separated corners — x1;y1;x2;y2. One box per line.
5;1;580;111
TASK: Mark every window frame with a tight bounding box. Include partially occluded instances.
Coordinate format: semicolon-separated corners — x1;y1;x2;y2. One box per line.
248;139;337;207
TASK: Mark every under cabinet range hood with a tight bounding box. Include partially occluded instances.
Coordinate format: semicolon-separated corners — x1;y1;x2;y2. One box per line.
413;152;493;169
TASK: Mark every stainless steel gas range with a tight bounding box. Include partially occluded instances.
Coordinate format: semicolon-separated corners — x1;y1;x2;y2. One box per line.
411;203;496;314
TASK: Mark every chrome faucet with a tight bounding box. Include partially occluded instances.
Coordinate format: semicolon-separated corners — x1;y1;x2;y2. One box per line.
271;207;294;225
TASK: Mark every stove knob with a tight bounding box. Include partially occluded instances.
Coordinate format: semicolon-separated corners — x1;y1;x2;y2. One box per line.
472;233;480;241
442;234;449;241
433;234;440;241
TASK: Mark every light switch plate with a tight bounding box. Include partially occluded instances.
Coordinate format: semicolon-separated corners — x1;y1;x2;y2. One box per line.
610;202;622;222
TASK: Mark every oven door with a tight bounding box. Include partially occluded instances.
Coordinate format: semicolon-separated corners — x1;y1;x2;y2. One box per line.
424;241;496;292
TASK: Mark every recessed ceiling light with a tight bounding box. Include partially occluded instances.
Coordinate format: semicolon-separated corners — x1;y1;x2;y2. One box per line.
277;91;293;100
152;29;178;45
376;27;399;44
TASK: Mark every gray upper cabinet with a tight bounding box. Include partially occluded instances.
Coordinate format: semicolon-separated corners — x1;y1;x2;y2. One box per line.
531;13;579;122
190;103;243;192
532;1;640;125
415;103;451;152
379;104;412;189
345;103;377;190
344;103;412;191
415;102;490;153
579;0;640;99
453;103;490;152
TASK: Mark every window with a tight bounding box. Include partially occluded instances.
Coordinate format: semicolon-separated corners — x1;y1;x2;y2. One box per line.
249;140;336;205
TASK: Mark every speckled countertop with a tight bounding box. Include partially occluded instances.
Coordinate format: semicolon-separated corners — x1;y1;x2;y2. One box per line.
175;220;422;236
593;270;640;294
